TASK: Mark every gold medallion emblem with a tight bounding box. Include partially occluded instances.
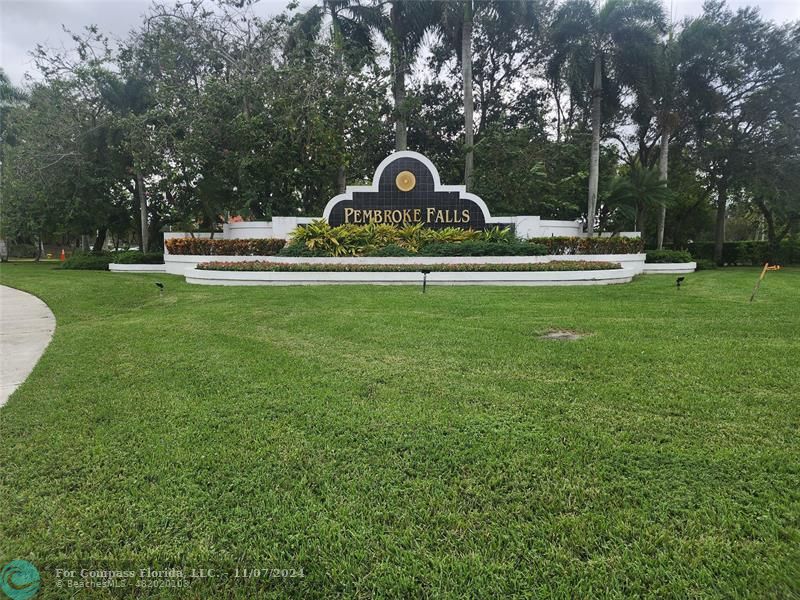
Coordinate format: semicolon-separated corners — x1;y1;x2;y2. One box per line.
395;170;416;192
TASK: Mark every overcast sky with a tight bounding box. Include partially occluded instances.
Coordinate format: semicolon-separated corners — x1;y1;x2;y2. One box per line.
2;0;799;85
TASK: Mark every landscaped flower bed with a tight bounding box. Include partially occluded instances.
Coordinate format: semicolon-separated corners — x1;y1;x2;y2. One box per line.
528;236;644;254
165;238;286;255
196;260;622;272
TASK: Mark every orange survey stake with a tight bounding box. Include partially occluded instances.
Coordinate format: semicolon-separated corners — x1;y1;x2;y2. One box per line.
750;262;781;302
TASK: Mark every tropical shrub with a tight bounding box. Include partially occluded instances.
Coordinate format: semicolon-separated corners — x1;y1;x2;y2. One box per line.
197;260;621;272
286;221;517;257
112;251;165;264
278;241;328;257
165;238;286;255
645;250;693;263
61;253;112;270
529;236;644;254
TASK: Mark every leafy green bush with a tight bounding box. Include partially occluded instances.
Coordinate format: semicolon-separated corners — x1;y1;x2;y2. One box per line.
694;259;717;271
8;244;37;258
645;250;693;263
61;253;112;270
197;260;621;272
165;238;286;255
278;239;328;257
111;251;164;264
529;236;644;254
688;240;800;265
363;244;415;257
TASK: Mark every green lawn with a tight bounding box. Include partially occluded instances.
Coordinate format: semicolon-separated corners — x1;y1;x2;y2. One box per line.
1;262;798;598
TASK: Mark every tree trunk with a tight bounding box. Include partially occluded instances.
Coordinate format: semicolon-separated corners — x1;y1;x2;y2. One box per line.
587;54;603;235
754;197;779;263
335;165;346;194
333;22;347;194
136;170;149;253
636;204;645;234
462;1;474;190
93;228;107;253
393;57;407;151
714;182;727;265
391;4;407;151
656;126;670;249
553;84;562;143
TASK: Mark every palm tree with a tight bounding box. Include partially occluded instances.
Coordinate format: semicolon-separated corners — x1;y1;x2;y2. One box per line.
654;29;681;249
437;1;539;190
606;161;671;233
369;1;441;151
550;0;665;235
287;1;381;192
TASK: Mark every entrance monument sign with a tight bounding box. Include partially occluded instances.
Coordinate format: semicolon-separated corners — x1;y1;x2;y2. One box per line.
323;151;495;230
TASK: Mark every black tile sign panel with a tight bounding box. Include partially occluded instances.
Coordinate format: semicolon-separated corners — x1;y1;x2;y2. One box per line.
324;152;491;230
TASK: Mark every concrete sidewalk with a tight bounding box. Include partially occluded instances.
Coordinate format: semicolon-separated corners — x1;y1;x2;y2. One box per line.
0;285;55;407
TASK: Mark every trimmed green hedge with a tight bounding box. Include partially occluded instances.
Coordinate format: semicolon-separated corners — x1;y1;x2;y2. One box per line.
420;241;548;256
111;251;165;264
196;260;621;272
165;238;286;255
688;240;800;265
283;239;550;258
528;236;644;255
61;253;111;270
646;250;693;263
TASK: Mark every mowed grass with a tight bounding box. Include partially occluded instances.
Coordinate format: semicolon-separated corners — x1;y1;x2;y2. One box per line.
0;262;798;598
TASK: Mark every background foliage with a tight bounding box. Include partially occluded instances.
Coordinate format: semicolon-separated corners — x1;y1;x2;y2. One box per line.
0;0;798;264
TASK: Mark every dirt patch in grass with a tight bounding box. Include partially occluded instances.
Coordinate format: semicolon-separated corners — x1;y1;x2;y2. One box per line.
540;329;587;341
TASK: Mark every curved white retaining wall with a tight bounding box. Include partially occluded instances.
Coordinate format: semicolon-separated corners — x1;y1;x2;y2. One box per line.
641;262;696;274
166;253;647;275
109;263;167;273
185;267;636;286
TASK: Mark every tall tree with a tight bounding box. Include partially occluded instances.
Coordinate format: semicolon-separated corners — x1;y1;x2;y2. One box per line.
98;74;154;252
287;0;380;192
370;0;441;151
550;0;665;235
436;1;540;190
680;2;797;263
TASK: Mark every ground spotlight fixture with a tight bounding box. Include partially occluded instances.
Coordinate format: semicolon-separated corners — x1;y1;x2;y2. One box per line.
421;270;431;294
676;276;685;289
155;281;164;296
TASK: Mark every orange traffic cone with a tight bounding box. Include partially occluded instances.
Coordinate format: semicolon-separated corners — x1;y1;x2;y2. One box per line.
60;249;66;261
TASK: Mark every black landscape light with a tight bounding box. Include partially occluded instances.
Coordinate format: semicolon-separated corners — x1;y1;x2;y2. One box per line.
155;281;164;297
676;276;685;289
421;270;431;294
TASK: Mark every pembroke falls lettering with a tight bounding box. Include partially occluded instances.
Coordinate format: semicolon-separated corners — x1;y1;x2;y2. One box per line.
343;207;471;225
